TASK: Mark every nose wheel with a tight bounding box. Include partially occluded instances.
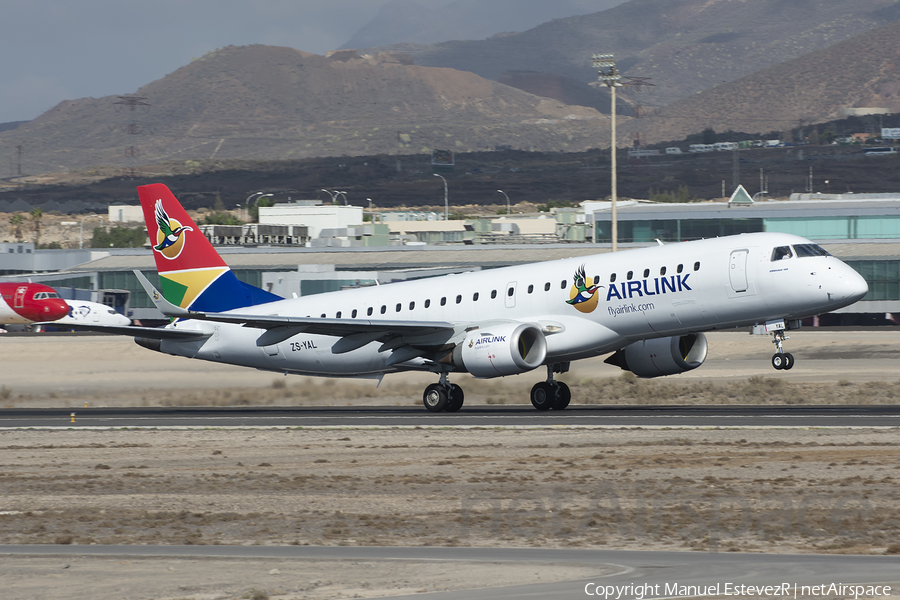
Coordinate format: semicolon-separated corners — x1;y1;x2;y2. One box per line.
770;330;794;370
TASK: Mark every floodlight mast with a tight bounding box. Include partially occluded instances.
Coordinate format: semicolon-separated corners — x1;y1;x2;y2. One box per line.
593;53;623;251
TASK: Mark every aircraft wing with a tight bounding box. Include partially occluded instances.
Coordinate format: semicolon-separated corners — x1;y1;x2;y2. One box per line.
51;323;212;340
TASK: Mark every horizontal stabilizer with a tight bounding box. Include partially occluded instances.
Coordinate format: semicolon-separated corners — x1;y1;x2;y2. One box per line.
54;323;211;341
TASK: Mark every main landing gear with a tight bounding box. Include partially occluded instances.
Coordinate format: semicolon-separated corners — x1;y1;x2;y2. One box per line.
530;364;571;411
770;329;794;371
423;371;464;413
421;363;572;412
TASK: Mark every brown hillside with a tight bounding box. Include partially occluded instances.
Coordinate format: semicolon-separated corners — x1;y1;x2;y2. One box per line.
631;19;900;143
366;0;900;108
0;45;608;176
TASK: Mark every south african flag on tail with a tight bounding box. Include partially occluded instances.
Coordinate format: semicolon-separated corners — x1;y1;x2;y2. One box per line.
137;183;281;312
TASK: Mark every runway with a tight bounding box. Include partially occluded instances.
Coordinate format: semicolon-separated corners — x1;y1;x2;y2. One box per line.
3;404;900;429
1;545;897;600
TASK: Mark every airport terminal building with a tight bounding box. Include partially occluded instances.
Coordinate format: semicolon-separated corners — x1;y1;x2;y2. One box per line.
2;193;900;324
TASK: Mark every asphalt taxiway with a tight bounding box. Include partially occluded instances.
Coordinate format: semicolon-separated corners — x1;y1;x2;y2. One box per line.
1;545;897;600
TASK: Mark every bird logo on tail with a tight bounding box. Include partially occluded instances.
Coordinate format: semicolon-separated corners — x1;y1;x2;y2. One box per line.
153;199;193;260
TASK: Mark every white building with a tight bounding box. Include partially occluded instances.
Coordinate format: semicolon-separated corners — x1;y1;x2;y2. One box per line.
259;204;363;239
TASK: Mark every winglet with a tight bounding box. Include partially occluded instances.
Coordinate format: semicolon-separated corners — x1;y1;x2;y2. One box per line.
134;270;192;318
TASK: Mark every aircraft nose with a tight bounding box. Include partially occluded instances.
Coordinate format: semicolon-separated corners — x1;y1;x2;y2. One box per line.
45;299;70;321
834;264;868;304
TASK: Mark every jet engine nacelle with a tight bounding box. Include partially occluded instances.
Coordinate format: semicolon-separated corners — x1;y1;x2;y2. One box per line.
604;333;708;378
452;323;547;378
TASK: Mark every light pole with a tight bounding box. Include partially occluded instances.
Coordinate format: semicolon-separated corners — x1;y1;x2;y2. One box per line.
335;191;349;205
593;53;622;251
79;214;105;249
497;189;510;215
245;191;268;220
321;189;339;204
434;174;448;221
249;193;273;222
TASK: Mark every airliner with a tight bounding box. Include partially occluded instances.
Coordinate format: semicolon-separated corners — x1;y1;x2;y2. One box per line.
68;183;869;412
35;299;132;331
0;282;70;326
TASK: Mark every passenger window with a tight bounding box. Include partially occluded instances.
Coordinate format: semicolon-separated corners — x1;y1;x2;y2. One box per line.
544;282;551;291
336;311;342;318
367;307;373;316
610;273;617;283
491;290;497;299
660;266;666;276
380;305;387;314
626;271;633;280
352;309;358;318
425;299;431;308
643;268;650;278
409;301;415;310
396;303;401;312
456;294;462;304
694;261;700;271
441;297;447;306
508;287;515;297
677;264;684;273
321;313;326;318
560;280;566;289
527;284;534;294
473;292;479;301
771;246;792;261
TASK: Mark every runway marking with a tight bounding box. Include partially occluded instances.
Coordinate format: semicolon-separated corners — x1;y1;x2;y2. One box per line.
2;424;899;431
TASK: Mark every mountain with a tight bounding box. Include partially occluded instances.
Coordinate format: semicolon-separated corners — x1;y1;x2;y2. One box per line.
342;0;627;48
0;45;607;176
628;18;900;144
361;0;900;108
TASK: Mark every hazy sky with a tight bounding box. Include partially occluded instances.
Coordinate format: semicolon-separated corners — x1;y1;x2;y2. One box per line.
0;0;449;124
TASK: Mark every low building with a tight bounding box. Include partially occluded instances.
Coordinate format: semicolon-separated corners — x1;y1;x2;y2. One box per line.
259;203;363;238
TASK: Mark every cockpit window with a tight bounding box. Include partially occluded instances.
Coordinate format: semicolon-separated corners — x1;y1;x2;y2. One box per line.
771;246;793;261
794;243;831;258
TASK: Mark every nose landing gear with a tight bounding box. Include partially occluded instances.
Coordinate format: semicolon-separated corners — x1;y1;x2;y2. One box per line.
770;330;794;370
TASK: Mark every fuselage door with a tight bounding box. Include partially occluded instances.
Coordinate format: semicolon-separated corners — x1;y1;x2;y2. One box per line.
729;249;749;292
505;282;517;308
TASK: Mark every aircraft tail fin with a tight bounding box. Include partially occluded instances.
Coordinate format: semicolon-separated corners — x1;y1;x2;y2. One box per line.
137;183;281;312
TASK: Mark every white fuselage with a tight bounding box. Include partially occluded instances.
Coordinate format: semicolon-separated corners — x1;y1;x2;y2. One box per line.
56;300;132;327
155;233;868;378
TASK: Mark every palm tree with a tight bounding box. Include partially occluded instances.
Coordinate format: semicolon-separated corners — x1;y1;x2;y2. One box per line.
30;207;42;247
9;213;23;242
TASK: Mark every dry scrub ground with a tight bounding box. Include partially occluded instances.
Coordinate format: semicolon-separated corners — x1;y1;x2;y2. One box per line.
1;428;899;599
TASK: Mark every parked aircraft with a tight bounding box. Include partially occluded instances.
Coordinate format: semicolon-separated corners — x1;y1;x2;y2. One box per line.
0;282;69;326
35;299;132;331
68;184;868;412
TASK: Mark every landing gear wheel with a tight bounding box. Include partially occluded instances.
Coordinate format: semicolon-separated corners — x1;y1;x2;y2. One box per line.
530;382;554;411
423;383;448;412
783;353;795;370
550;382;571;410
771;354;785;370
445;384;465;412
